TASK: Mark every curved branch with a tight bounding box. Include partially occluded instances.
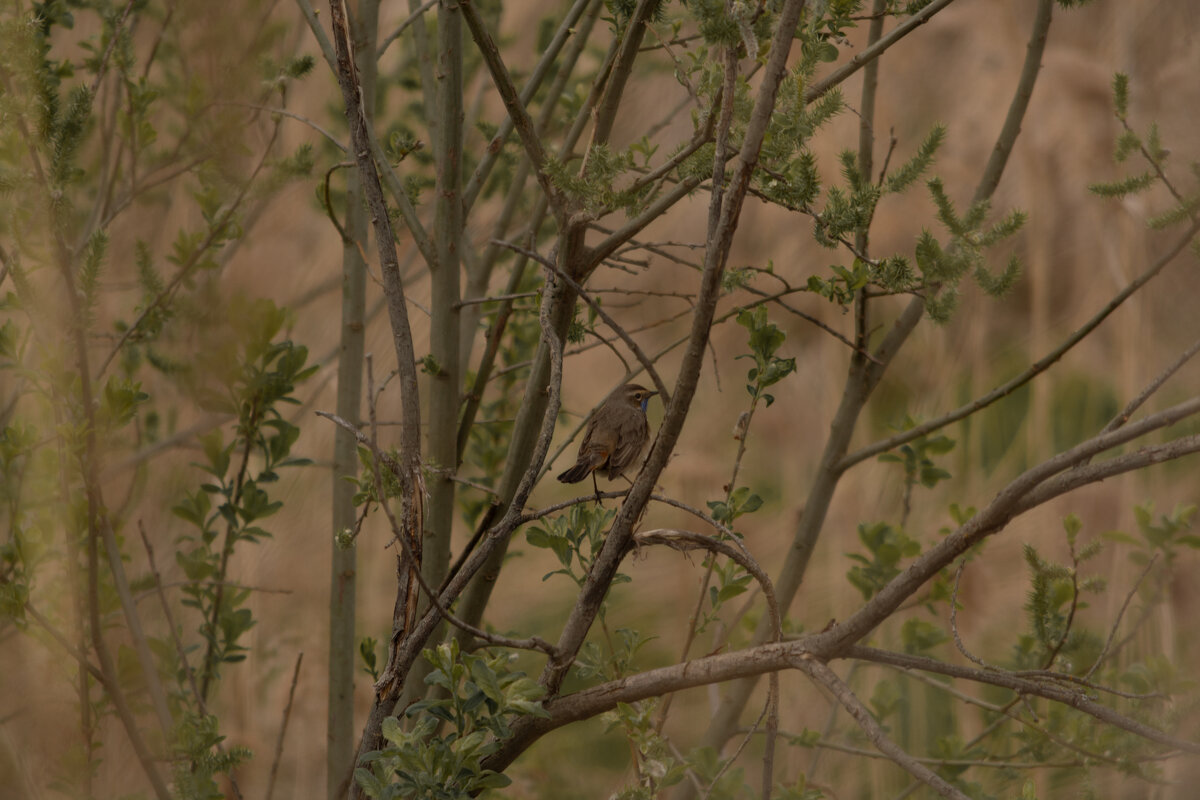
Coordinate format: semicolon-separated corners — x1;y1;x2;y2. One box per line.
634;528;780;642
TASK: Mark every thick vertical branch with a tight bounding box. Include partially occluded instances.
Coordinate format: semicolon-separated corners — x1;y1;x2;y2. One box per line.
584;0;658;154
404;0;440;147
327;1;425;793
326;0;377;794
325;0;422;485
417;0;466;683
804;0;886;779
450;0;614;637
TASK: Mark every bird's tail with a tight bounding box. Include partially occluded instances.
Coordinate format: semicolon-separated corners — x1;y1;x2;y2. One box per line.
556;461;593;484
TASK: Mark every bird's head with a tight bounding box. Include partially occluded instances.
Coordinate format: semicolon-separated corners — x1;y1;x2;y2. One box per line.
620;384;658;412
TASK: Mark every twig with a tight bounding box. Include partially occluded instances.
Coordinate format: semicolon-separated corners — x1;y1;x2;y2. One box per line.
219;102;346;150
454;291;539;308
356;392;558;658
265;652;304;800
88;0;138;97
491;238;672;403
138;521;206;710
844;645;1200;754
1100;336;1200;437
804;0;959;104
793;656;970;800
23;604;105;685
1083;552;1159;680
375;0;438;58
99;518;174;735
635;529;779;639
1040;534;1081;670
839;216;1200;470
949;560;994;669
701;694;772;800
805;661;860;777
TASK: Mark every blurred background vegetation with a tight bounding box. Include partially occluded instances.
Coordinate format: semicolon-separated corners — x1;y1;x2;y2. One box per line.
2;0;1199;798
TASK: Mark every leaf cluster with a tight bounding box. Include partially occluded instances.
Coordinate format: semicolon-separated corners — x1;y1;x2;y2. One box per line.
355;640;548;799
846;521;921;600
1090;74;1200;229
526;503;623;585
878;415;956;490
734;305;796;407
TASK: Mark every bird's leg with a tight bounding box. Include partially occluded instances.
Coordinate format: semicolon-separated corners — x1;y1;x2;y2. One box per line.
591;472;602;506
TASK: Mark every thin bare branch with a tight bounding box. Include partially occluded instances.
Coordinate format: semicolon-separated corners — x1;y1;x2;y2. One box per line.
459;0;562;216
1101;335;1200;437
491;238;672;402
1084;553;1159;681
805;0;959;104
814;397;1200;655
138;521;205;711
462;0;596;212
265;652;303;800
375;0;438;58
794;656;971;800
839;216;1200;471
844;645;1200;754
635;528;780;641
949;560;995;669
24;604;105;685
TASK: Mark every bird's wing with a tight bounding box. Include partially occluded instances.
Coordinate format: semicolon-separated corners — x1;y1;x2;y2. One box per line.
580;420;618;467
606;412;649;476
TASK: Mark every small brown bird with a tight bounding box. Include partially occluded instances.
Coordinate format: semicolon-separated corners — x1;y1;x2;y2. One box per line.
557;384;657;490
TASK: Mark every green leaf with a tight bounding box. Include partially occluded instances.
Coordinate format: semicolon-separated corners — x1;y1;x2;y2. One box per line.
1089;171;1156;198
901;618;949;654
1112;72;1129;119
353;767;385;798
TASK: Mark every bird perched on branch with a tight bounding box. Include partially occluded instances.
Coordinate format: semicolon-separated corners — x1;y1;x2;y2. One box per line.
557;384;657;495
